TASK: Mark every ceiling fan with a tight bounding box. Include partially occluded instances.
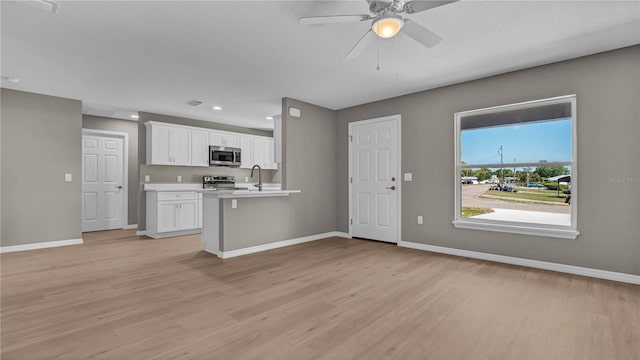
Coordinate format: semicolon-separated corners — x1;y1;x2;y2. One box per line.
300;0;458;59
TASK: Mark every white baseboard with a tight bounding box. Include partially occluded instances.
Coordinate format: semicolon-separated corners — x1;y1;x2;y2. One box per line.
334;231;352;238
0;238;83;253
136;230;146;236
122;224;138;230
398;240;640;285
219;231;341;259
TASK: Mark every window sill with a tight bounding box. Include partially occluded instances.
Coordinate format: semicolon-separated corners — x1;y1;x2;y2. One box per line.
452;220;579;239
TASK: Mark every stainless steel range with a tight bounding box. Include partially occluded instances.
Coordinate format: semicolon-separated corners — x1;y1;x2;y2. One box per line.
203;175;235;190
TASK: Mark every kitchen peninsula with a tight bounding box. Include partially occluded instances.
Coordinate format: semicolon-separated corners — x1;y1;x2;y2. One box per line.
201;188;300;258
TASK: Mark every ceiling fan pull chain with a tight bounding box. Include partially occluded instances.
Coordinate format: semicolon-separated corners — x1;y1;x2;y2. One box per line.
395;35;399;80
376;36;380;71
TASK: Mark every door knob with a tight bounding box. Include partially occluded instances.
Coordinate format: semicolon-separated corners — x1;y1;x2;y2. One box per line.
385;186;396;190
115;185;123;189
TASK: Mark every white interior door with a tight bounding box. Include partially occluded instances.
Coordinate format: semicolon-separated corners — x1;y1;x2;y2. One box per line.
82;134;124;232
350;116;400;243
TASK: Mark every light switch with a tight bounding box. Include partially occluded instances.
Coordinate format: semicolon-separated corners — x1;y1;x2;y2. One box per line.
144;175;150;182
417;216;423;225
177;176;182;182
404;173;413;181
231;199;238;209
64;173;72;182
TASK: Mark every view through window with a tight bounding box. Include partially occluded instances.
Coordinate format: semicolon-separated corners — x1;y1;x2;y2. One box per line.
454;95;577;238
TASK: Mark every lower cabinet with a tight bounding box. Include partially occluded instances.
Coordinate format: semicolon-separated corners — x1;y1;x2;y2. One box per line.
146;191;203;238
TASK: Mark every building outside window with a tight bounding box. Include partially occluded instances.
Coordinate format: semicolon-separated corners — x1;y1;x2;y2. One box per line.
453;95;578;239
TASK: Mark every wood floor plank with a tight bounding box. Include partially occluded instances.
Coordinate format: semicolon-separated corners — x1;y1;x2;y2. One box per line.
1;229;639;359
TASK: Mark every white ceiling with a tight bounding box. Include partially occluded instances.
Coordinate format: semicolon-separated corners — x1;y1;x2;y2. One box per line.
2;0;639;129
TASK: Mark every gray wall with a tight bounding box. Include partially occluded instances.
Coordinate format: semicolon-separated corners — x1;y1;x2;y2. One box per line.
219;98;338;251
82;115;139;226
336;46;640;275
1;89;82;246
137;112;278;230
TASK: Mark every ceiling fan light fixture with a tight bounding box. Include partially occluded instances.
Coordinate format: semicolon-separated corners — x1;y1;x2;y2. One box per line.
372;15;404;39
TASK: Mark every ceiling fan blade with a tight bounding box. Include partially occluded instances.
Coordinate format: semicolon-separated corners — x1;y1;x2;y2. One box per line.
346;30;375;59
403;0;459;14
402;20;442;48
299;14;370;25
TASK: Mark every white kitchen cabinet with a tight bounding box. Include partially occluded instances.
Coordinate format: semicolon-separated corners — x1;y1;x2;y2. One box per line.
240;135;254;169
252;137;267;169
146;121;275;169
145;122;192;166
240;135;278;170
146;191;202;238
210;131;240;148
191;129;210;167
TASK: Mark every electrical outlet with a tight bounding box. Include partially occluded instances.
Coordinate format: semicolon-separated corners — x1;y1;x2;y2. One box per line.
64;173;72;182
417;216;424;225
231;199;238;209
144;175;150;182
245;177;249;182
404;173;413;181
177;176;182;182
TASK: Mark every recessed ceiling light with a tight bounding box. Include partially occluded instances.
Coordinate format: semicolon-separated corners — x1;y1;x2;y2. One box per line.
266;116;273;120
130;114;139;119
1;76;21;84
212;106;222;110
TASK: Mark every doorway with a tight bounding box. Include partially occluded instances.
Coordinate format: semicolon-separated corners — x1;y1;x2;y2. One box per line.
349;115;401;243
81;129;128;232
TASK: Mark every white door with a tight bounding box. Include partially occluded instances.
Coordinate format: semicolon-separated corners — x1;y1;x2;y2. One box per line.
350;116;400;243
82;134;124;232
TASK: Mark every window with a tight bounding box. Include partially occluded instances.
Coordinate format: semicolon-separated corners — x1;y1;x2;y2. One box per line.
453;95;578;239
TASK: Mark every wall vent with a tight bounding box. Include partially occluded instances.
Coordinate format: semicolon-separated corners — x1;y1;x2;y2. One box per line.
187;100;203;107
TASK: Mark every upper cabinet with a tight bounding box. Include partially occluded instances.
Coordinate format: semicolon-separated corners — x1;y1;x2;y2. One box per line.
210;131;240;148
191;129;210;167
145;121;278;169
239;135;253;169
243;136;277;170
146;122;192;166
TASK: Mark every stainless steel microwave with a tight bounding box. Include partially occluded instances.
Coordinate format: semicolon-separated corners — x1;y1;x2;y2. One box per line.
209;146;241;167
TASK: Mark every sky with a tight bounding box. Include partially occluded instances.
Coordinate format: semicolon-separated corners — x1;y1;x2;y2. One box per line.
461;118;572;165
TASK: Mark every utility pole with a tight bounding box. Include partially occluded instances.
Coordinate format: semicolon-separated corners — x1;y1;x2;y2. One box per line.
498;145;503;184
514;158;516;185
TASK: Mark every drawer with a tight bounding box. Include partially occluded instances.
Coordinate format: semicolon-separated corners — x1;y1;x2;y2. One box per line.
158;192;198;201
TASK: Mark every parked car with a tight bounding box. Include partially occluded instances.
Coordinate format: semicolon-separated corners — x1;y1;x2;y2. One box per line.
489;184;518;192
527;182;546;188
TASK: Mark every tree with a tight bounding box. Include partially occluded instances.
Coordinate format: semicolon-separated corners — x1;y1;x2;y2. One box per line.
534;160;570;179
460;161;472;177
474;168;492;181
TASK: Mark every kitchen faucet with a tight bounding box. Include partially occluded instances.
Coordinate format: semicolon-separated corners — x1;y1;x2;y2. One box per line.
250;164;262;191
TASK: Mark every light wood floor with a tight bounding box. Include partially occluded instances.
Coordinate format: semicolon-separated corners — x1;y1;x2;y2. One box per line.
1;230;639;359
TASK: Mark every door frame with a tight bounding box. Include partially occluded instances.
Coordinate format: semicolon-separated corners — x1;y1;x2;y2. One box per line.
81;129;129;229
348;114;402;243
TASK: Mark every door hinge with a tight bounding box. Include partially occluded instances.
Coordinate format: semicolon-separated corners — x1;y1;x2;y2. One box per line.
350;177;353;183
350;218;353;225
349;135;353;142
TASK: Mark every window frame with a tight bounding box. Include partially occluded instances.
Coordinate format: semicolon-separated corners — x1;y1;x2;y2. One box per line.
453;95;579;239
